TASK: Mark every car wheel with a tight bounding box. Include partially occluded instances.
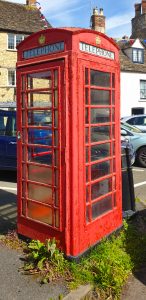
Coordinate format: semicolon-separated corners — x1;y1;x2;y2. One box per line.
137;147;146;167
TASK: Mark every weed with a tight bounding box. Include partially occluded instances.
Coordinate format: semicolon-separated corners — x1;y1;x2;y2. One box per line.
0;230;26;251
24;238;69;283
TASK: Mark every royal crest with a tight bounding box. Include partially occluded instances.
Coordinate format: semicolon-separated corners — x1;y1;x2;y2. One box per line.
38;34;46;45
95;36;101;45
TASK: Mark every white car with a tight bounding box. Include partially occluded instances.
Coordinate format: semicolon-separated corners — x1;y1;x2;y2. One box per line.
121;115;146;132
121;122;146;167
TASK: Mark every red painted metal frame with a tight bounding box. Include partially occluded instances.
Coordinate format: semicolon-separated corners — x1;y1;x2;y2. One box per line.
17;60;66;247
17;28;122;258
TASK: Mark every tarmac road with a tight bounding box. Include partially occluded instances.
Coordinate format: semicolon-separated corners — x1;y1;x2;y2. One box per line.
0;171;69;300
0;167;146;299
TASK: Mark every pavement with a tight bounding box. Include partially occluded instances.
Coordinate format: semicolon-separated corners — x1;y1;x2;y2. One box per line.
0;174;146;299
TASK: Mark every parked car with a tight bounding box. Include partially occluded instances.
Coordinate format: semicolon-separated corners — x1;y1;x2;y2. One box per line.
0;109;52;170
121;115;146;132
121;122;146;167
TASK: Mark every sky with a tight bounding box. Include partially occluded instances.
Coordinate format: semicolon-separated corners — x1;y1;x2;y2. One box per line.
9;0;138;38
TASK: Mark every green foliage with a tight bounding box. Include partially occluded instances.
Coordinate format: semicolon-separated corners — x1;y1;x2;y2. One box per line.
24;238;69;283
69;231;133;298
23;215;146;299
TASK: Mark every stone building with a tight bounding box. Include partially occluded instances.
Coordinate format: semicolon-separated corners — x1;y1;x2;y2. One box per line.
0;0;51;106
131;0;146;39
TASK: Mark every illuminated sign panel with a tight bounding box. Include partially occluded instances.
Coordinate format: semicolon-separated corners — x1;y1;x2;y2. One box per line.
79;42;115;60
23;42;64;59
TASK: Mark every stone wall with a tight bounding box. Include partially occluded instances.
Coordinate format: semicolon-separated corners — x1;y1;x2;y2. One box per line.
0;32;17;103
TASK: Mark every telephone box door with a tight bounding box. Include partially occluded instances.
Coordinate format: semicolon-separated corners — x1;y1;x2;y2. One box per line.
17;60;66;243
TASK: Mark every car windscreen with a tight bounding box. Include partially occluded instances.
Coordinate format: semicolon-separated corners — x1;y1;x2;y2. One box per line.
121;122;142;133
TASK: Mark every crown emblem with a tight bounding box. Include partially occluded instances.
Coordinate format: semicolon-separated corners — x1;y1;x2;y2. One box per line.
95;36;101;45
38;34;46;45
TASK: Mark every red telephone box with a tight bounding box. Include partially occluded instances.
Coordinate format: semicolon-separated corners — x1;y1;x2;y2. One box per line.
17;28;122;258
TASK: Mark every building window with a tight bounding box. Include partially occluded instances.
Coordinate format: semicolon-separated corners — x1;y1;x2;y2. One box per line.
140;80;146;99
133;48;144;63
8;34;25;50
8;70;16;86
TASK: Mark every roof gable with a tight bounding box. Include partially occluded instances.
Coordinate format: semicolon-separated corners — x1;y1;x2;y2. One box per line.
131;38;144;49
0;0;51;33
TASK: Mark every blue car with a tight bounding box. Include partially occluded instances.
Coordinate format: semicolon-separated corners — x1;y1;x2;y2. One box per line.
0;109;52;170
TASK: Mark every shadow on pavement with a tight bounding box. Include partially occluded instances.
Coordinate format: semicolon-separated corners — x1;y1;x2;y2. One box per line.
0;189;17;234
133;267;146;285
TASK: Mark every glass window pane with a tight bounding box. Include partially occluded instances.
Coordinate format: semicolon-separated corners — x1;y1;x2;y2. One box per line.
86;167;89;182
28;201;53;225
92;195;112;219
85;68;89;84
140;80;146;99
85;88;89;104
54;189;59;206
54;110;58;127
54;130;58;146
91;160;111;180
28;164;52;184
28;110;52;126
16;34;23;46
54;70;58;87
91;108;110;124
28;183;53;204
28;92;52;108
91;89;110;105
54;90;58;107
112;91;115;105
86;186;90;202
8;70;16;86
112;108;115;122
28;146;52;165
112;73;115;88
27;71;52;89
8;34;15;49
54;150;59;167
28;128;52;146
85;127;89;143
86;147;89;163
91;178;112;200
85;108;89;124
91;143;110;161
91;126;110;142
90;70;110;87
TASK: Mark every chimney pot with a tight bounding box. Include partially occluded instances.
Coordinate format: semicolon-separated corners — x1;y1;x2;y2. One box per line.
100;8;104;15
26;0;36;6
93;7;98;15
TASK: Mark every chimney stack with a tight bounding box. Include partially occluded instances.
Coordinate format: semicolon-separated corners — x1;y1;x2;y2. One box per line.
142;0;146;13
91;7;105;33
26;0;36;6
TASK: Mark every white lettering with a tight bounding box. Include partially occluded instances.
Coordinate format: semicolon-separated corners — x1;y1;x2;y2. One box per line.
79;42;115;60
23;42;65;59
